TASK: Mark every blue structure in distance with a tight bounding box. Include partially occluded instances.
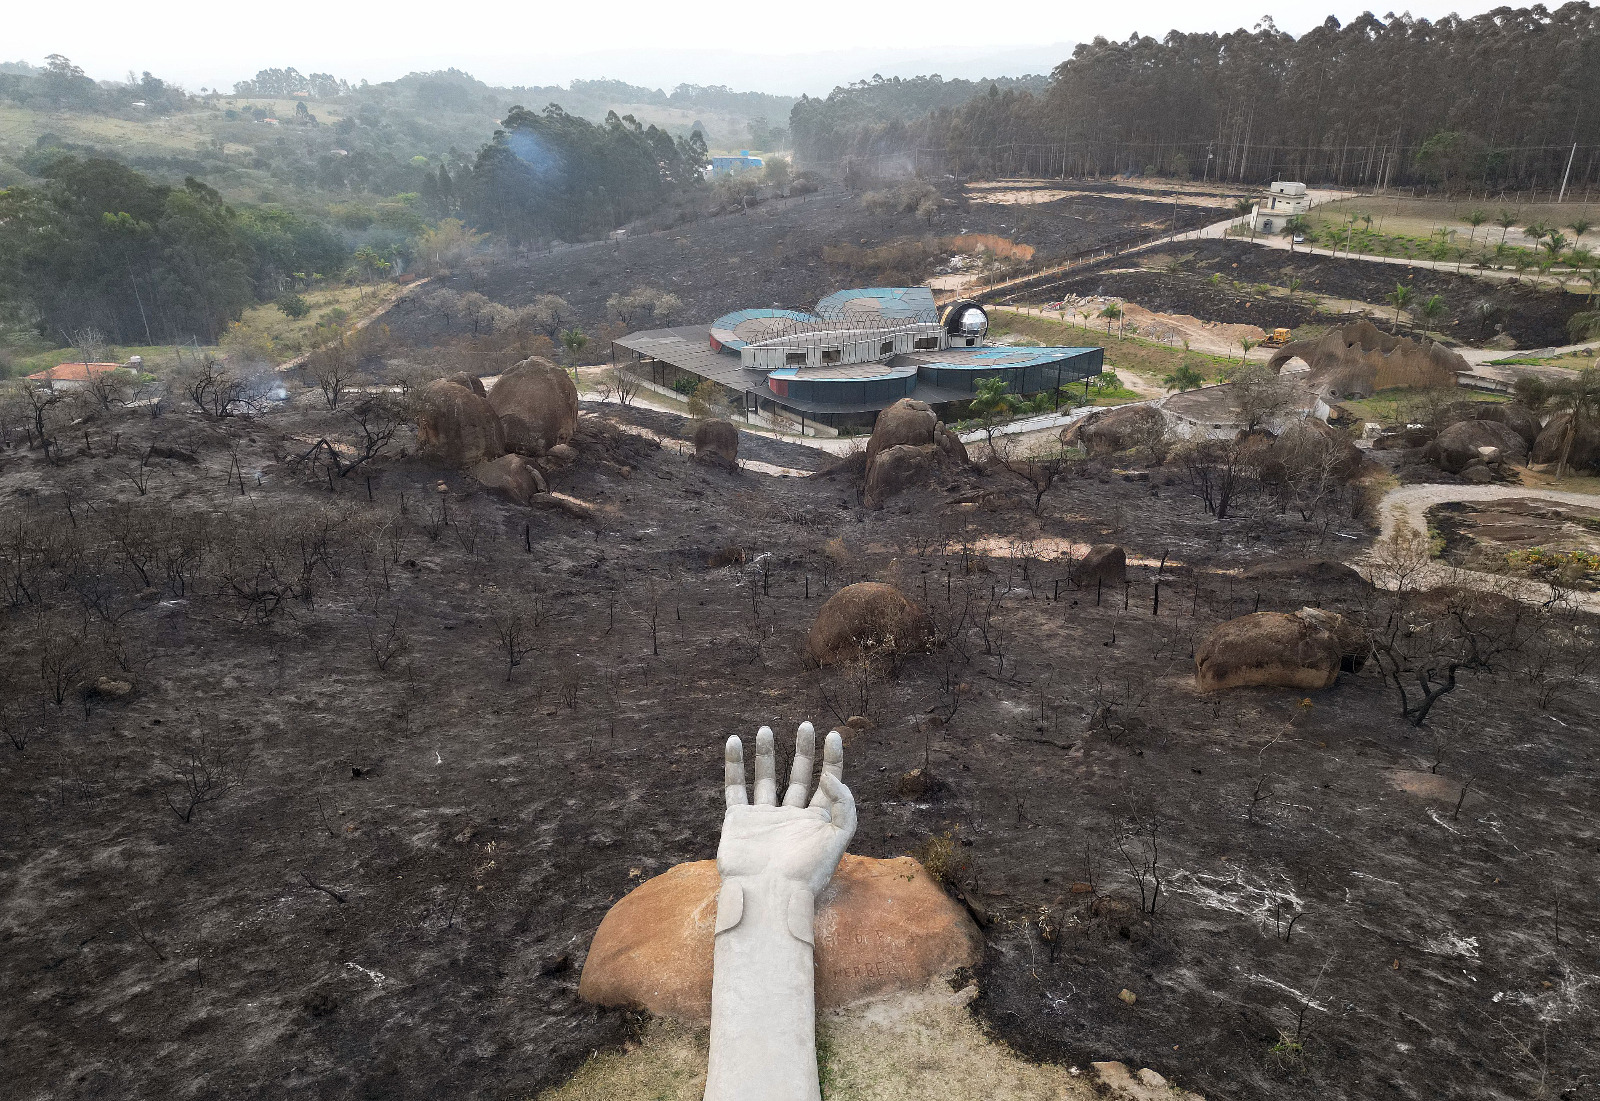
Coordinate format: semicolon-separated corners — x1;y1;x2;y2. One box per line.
709;151;765;177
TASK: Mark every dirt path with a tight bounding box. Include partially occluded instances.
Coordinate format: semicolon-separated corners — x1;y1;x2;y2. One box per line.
1367;481;1600;610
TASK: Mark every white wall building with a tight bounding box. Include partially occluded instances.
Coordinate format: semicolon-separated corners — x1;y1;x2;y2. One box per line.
1250;181;1310;235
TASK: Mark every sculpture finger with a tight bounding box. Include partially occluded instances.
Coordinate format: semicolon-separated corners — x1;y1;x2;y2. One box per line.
820;771;858;839
808;730;845;811
782;721;816;807
724;735;748;807
753;726;778;805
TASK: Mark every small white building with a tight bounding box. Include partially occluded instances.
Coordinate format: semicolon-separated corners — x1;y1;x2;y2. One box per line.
1250;181;1310;235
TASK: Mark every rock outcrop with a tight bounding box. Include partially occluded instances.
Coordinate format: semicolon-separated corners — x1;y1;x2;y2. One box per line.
1074;544;1127;586
577;855;982;1022
1531;411;1600;471
862;399;968;508
488;357;577;457
414;376;504;465
692;419;739;467
807;582;934;665
1424;419;1528;474
1063;404;1166;457
471;455;547;505
1438;400;1542;446
1267;320;1463;400
1195;607;1366;692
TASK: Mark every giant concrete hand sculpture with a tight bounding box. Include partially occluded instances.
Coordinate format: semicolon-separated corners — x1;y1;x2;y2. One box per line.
704;722;855;1101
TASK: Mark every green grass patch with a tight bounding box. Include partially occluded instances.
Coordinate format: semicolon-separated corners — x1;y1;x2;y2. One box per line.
992;308;1241;383
1337;386;1506;425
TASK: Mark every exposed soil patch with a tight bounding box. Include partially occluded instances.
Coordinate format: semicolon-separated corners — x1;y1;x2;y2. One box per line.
1041;239;1589;349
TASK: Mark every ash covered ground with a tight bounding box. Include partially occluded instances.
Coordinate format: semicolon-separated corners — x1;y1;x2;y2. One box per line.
2;386;1597;1101
1038;239;1588;349
383;182;1221;351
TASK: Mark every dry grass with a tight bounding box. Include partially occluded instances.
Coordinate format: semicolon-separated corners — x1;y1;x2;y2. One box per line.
533;987;1109;1101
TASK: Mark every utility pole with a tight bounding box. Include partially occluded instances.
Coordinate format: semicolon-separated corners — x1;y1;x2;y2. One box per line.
1558;142;1577;204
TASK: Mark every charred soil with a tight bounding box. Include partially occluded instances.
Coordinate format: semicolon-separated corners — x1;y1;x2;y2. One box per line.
0;389;1596;1101
1044;239;1589;349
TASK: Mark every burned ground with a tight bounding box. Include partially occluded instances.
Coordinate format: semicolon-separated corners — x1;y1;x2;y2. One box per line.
2;386;1596;1101
382;184;1220;353
1038;239;1589;349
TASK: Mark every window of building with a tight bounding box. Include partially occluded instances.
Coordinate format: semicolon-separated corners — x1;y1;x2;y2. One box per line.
913;336;939;350
820;347;841;364
879;341;894;356
786;351;806;366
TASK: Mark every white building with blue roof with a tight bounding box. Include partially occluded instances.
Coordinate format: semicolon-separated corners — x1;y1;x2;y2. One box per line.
611;286;1103;432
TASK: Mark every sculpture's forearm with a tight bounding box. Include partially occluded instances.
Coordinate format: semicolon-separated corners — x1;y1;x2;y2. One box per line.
704;874;819;1101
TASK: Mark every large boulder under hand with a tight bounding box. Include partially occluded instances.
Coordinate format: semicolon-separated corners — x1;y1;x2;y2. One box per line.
415;376;504;465
1195;607;1366;692
862;399;969;508
1424;419;1528;473
808;581;935;665
692;419;739;467
1074;544;1126;586
1531;412;1600;471
1064;404;1165;457
487;356;577;456
471;455;547;505
578;854;982;1022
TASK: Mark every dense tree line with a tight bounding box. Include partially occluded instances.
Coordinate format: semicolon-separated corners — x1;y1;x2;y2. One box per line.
231;68;351;98
0;55;187;114
789;74;1048;167
0;157;348;345
793;4;1600;192
455;105;708;242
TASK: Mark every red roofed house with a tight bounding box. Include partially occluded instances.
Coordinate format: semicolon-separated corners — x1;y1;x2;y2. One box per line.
26;362;126;390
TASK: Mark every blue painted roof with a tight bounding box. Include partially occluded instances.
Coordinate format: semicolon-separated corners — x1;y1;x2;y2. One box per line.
815;287;938;323
912;346;1099;370
709;308;818;350
767;362;918;382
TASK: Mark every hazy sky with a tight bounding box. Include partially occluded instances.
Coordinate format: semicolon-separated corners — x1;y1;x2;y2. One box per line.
12;0;1517;95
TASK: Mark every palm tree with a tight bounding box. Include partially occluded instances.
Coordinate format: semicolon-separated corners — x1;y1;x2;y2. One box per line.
1523;221;1550;246
1239;336;1258;363
1549;368;1600;479
1285;275;1304;300
1569;218;1593;242
1465;209;1488;244
1388;283;1413;331
561;327;589;362
1496;209;1518;244
1542;231;1569;260
1417;295;1447;339
1282;215;1310;253
1163;363;1205;392
1099;303;1123;337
